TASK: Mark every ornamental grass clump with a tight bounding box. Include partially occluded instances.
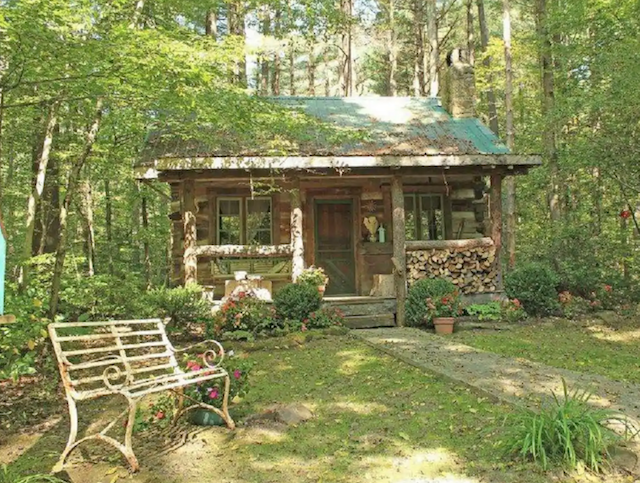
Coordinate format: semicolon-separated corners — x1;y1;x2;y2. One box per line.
502;379;630;472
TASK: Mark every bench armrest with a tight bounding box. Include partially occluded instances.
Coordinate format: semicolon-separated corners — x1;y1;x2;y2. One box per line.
171;339;226;369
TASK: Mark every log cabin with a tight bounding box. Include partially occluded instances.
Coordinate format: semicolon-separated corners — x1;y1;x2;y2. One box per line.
136;49;541;327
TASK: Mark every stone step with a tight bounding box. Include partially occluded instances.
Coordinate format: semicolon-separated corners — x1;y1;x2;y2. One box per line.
344;314;396;329
323;297;396;317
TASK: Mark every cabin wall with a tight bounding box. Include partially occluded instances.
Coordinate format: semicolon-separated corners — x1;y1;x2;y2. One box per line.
167;173;491;298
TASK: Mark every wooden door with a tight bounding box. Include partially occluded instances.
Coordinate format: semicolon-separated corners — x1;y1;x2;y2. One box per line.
314;200;356;295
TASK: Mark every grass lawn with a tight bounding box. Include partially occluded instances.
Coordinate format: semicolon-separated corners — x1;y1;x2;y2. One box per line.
2;333;561;483
451;318;640;384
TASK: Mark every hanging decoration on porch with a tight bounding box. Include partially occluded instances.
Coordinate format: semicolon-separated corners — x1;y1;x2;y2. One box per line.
364;216;379;242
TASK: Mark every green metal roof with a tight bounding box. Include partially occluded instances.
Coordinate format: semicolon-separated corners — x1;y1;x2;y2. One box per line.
269;96;510;156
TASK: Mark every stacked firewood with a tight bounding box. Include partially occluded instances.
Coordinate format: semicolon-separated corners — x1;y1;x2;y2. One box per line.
406;247;498;294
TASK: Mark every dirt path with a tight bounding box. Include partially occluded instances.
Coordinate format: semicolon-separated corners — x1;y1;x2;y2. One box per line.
355;327;640;431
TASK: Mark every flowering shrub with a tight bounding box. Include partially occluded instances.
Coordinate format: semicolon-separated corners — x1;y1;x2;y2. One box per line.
297;266;329;287
182;354;254;408
209;291;276;336
425;291;463;322
504;263;560;316
406;278;458;326
302;306;345;330
501;298;527;323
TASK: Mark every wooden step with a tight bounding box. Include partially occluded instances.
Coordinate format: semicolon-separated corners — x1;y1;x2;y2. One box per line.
323;297;396;317
344;314;396;329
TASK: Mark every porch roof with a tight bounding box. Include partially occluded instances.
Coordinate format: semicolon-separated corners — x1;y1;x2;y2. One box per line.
138;96;541;177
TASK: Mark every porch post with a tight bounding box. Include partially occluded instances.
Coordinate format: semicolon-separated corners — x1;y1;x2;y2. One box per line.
490;174;503;288
183;179;198;285
391;175;407;327
290;179;304;281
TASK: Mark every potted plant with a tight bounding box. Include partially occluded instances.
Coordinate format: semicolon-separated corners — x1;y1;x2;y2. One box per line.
425;291;463;335
297;266;329;295
181;355;253;426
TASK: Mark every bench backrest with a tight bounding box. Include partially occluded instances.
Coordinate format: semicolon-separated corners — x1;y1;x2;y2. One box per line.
48;319;180;401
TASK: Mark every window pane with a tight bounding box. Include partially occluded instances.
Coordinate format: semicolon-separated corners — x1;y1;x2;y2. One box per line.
420;195;444;240
247;198;271;245
219;199;241;244
404;195;417;241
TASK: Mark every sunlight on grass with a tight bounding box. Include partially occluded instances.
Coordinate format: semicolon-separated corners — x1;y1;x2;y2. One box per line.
328;400;389;415
452;320;640;383
336;349;380;375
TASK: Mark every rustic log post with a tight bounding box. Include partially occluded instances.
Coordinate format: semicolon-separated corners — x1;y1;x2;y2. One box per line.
490;174;503;288
183;180;198;285
290;181;304;281
391;175;406;327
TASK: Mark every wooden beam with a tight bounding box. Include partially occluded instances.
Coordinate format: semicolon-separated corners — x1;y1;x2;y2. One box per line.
490;174;503;287
183;179;198;285
195;244;293;258
290;180;304;281
391;175;407;327
405;237;494;251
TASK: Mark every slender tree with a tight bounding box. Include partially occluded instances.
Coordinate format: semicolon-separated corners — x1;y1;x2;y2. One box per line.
503;0;516;268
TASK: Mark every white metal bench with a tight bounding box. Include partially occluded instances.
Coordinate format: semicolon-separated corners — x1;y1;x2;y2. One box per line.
48;318;235;472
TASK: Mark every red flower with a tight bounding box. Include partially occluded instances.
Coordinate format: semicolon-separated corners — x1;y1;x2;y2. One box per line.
620;210;631;219
155;411;165;420
233;369;242;379
604;284;612;292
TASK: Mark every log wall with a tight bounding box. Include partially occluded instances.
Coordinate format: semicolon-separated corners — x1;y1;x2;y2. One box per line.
166;173;492;298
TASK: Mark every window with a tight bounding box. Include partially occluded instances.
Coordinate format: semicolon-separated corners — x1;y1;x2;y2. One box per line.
217;197;272;245
404;194;444;241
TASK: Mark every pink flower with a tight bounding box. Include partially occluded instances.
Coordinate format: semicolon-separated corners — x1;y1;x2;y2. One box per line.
233;369;241;379
186;360;201;371
208;388;219;399
604;285;612;292
155;411;165;420
301;324;308;332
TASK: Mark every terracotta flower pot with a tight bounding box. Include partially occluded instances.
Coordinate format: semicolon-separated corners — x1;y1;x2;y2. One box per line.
318;285;326;295
433;317;455;335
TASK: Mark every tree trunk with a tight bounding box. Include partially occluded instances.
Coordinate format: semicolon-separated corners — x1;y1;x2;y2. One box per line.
339;0;354;96
290;182;304;281
141;188;151;289
426;0;438;97
503;0;516;269
490;174;503;287
49;102;103;319
78;179;96;276
307;41;316;95
271;8;281;95
536;0;561;222
289;41;296;95
205;9;217;38
387;0;397;96
412;0;425;96
467;0;475;66
228;2;247;88
105;179;114;274
260;11;271;96
183;180;197;285
477;0;499;135
19;104;57;290
0;90;4;205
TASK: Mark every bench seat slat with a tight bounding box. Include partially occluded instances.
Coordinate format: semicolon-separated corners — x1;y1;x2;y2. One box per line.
50;319;163;329
56;330;163;342
67;352;172;371
63;341;166;357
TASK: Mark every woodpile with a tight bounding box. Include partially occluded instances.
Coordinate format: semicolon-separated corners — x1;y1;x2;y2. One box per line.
407;246;498;294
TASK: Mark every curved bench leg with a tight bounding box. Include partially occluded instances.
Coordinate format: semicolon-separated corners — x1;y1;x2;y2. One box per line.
122;397;140;472
52;394;79;473
52;396;140;473
220;374;235;430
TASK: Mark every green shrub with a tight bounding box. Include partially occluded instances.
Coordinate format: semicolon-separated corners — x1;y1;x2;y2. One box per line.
145;285;212;331
59;274;148;321
210;292;275;336
502;379;626;472
405;278;457;326
273;283;322;322
465;302;502;321
303;306;345;329
504;263;560;317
